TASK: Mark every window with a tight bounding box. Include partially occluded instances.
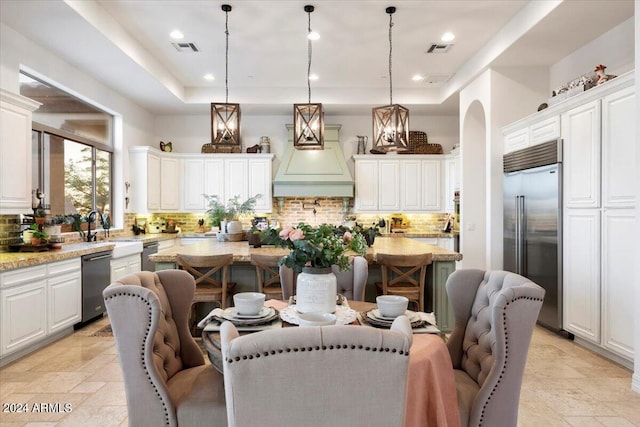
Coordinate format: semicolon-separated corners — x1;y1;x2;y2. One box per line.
21;72;114;222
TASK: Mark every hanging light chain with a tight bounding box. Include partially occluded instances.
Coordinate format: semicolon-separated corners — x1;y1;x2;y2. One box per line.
224;7;230;104
307;9;312;105
388;10;394;106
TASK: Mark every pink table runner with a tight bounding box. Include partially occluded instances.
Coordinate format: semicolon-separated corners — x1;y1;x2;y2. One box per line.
265;300;460;427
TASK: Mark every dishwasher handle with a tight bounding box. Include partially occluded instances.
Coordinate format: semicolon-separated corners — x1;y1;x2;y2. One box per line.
83;253;112;262
144;243;159;249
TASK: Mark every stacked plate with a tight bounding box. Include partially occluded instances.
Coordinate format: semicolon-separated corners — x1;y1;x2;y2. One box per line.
215;306;279;326
361;309;426;329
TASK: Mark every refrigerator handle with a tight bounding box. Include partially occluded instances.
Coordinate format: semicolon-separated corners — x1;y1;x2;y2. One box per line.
515;196;520;274
517;195;526;276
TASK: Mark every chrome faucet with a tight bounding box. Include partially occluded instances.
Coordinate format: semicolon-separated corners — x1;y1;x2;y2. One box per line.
87;210;106;242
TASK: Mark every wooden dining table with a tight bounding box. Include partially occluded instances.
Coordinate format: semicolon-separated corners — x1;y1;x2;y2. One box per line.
202;299;461;427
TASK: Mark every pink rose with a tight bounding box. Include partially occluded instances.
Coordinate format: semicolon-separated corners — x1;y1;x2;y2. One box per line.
289;228;305;241
279;226;293;240
343;231;352;242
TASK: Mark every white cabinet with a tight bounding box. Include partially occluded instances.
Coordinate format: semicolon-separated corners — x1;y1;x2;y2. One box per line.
0;90;40;214
444;155;460;213
503;116;560;154
248;158;272;212
562;101;601;208
560;79;636;363
160;157;180;210
130;149;182;212
354;155;445;213
602;86;636;208
0;258;81;358
563;209;601;343
158;238;176;251
183;158;206;210
601;209;635;360
110;253;142;283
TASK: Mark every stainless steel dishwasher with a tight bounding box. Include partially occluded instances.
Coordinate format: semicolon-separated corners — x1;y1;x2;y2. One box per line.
80;251;112;324
142;241;159;271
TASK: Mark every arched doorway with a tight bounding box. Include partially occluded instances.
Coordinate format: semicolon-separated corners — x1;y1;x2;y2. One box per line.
460;100;487;269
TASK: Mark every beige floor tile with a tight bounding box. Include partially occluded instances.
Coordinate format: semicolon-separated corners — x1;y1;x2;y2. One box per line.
24;423;59;427
57;405;128;427
595;417;638;427
81;382;126;407
601;400;640;425
69;381;106;394
82;362;123;383
11;372;92;394
534;388;617;417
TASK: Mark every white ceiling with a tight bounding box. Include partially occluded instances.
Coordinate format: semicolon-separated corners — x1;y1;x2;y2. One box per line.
0;0;634;116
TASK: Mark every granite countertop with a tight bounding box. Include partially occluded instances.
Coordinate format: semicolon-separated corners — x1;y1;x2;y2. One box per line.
380;229;456;238
149;236;462;264
110;233;179;243
0;242;116;271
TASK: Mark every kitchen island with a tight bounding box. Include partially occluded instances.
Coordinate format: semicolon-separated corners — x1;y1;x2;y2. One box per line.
149;236;462;332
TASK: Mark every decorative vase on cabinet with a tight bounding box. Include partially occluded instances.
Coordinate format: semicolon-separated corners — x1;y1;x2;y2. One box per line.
296;267;337;314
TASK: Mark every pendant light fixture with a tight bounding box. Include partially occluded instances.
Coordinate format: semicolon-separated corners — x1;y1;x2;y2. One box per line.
372;6;409;152
293;4;324;150
211;4;241;148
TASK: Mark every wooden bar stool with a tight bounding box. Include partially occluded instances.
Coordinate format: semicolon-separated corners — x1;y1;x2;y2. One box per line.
176;253;235;334
250;253;285;300
375;253;432;312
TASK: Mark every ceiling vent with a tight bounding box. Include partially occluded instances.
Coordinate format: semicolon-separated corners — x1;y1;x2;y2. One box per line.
422;74;454;86
426;43;454;54
172;42;199;52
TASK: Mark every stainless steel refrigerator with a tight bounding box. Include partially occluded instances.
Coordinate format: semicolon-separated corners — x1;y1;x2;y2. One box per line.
503;139;562;332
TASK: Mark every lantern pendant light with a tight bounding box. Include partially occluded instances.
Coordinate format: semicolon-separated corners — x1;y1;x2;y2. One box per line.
211;4;241;148
372;6;409;152
293;5;324;150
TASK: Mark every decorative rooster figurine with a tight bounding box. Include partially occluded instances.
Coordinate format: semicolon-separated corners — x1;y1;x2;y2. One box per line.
594;65;616;86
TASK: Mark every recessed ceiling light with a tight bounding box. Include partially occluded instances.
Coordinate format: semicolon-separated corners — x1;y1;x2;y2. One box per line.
309;74;319;81
170;30;184;40
308;31;320;41
203;74;215;81
441;32;455;42
412;74;425;82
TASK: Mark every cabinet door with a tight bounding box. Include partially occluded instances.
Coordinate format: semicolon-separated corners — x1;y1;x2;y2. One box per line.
444;156;459;213
354;159;378;211
562;101;601;208
563;209;600;343
248;158;272;212
1;281;47;355
378;160;400;211
110;258;128;282
421;160;442;211
160;157;180;210
601;209;635;360
529;116;560;146
0;92;38;214
400;160;421;211
127;256;142;275
225;158;249;202
504;128;529;154
204;158;225;200
147;153;161;210
48;272;81;333
602;86;636;208
183;159;205;210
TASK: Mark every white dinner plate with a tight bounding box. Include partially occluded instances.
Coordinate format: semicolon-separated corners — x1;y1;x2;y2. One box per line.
368;309;420;323
280;305;357;326
221;306;274;321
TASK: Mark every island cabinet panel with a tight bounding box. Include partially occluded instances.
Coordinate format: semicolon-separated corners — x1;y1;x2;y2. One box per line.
0;90;40;214
1;258;81;360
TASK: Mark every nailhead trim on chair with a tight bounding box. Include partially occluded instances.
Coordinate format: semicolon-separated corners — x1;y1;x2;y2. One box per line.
105;291;172;426
477;295;544;427
226;345;409;364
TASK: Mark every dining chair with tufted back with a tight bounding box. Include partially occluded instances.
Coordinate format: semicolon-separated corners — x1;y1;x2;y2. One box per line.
103;270;227;427
220;315;413;427
445;269;545;427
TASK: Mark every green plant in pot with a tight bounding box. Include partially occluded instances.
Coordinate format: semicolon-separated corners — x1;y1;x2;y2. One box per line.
29;223;49;245
204;194;261;234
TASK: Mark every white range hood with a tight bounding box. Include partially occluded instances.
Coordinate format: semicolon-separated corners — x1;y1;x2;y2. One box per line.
273;124;354;198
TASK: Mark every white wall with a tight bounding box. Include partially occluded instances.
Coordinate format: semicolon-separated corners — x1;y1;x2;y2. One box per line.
0;22;156;226
550;17;635;92
154;113;460;177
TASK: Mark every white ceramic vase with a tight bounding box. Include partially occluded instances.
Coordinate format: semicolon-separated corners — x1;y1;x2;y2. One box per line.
296;267;337;314
226;220;243;234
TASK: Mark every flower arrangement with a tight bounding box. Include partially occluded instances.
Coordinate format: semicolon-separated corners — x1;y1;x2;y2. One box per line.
265;223;367;273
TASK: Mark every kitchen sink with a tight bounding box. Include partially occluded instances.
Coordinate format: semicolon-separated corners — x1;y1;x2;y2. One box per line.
111;241;143;259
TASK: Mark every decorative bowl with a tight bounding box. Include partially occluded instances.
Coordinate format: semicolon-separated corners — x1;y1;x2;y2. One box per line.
376;295;409;318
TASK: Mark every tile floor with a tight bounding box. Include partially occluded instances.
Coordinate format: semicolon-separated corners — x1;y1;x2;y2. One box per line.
1;317;639;426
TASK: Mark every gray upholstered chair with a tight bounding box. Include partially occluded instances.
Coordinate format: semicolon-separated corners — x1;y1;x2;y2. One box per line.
103;270;227;427
445;269;545;427
280;256;369;302
220;316;413;427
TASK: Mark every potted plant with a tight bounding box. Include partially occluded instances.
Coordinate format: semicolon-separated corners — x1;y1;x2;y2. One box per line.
204;194;261;234
29;223;48;245
204;194;226;232
34;208;47;226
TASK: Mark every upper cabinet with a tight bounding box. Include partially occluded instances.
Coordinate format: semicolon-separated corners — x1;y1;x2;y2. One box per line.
0;90;40;214
129;147;273;213
353;155;447;213
503;116;560;154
